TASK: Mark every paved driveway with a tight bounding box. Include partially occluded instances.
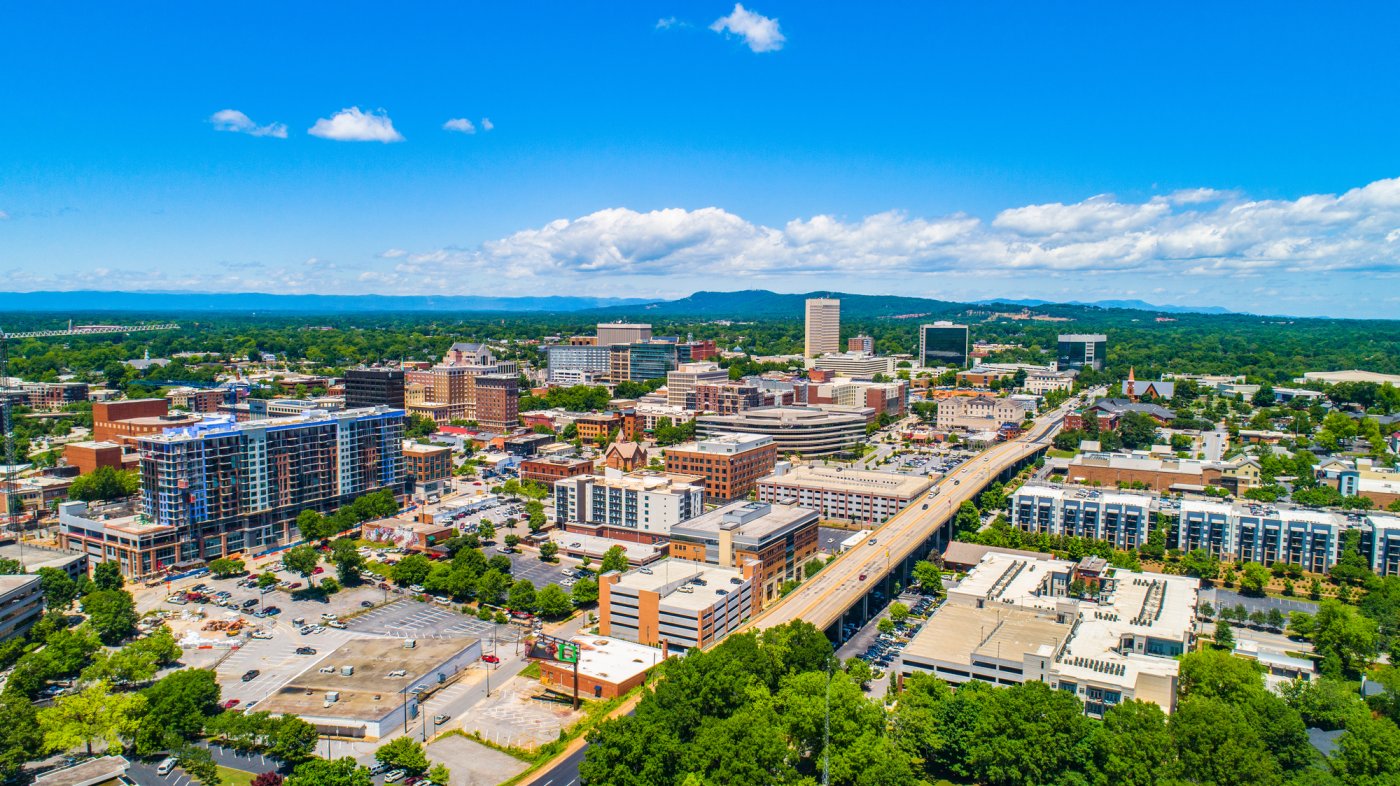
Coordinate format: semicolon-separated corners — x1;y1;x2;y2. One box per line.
348;599;516;641
1204;588;1320;617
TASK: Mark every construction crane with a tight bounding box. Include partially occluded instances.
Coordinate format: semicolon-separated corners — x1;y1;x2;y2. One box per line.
1;321;179;542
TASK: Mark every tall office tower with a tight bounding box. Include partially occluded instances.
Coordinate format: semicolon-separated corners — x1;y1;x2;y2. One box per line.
1058;333;1108;372
804;298;841;357
596;322;653;346
919;322;970;368
344;367;406;409
472;374;520;431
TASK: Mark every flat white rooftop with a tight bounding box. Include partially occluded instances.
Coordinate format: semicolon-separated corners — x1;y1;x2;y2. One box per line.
760;464;932;498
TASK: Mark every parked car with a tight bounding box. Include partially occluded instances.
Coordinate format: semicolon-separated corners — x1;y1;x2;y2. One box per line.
482;654;500;664
433;714;450;725
327;620;346;629
241;669;260;682
360;600;374;607
383;770;406;783
295;647;317;655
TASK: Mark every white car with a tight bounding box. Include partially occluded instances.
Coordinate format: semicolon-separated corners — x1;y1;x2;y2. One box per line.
327;620;347;629
383;770;406;783
251;631;273;640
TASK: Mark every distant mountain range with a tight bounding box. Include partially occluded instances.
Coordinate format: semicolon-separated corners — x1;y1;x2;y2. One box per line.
0;288;1242;319
971;298;1233;315
0;291;650;313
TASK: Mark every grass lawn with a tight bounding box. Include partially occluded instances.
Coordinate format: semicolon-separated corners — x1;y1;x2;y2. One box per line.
1046;448;1077;459
215;765;257;786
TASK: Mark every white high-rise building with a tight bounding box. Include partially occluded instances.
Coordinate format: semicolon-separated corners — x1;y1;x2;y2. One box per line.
804;298;840;357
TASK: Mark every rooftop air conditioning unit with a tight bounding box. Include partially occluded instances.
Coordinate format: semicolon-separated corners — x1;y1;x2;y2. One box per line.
403;639;416;649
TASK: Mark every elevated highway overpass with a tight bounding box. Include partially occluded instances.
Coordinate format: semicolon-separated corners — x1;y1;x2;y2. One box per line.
748;404;1068;640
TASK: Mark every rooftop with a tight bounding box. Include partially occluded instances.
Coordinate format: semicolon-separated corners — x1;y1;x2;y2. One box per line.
32;755;131;786
574;470;704;494
138;405;403;443
610;558;749;612
669;432;774;454
760;464;932;498
903;603;1069;666
568;635;666;683
699;406;867;425
671;501;817;545
549;531;665;564
256;636;477;722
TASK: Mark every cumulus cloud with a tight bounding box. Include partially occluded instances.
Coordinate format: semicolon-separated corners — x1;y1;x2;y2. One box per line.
481;118;494;132
656;17;681;29
308;107;404;142
443;118;476;134
209;109;288;138
710;4;785;52
379;177;1400;287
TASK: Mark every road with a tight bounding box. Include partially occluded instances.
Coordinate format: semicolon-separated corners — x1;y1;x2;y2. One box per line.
531;744;589;786
750;404;1067;633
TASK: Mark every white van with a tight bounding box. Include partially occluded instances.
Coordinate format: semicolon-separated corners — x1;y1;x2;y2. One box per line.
156;757;178;776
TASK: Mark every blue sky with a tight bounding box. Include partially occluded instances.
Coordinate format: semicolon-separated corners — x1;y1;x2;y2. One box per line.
3;2;1400;317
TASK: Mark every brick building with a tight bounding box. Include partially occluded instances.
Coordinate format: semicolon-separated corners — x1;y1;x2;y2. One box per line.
519;456;595;485
663;433;777;501
403;443;452;485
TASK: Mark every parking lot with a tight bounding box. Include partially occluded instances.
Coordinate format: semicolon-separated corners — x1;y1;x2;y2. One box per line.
215;624;365;707
837;592;937;697
349;599;509;641
818;526;860;553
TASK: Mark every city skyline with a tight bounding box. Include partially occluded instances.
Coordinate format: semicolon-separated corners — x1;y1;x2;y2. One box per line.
4;4;1400;317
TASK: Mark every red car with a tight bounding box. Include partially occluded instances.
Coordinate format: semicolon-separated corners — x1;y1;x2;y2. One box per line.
312;567;325;575
858;573;867;581
289;582;302;589
482;654;501;664
222;699;240;709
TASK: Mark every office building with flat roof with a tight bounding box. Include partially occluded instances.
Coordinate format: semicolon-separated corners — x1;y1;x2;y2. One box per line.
553;469;705;542
597;322;653;346
666;363;730;408
0;574;44;643
519;455;594;485
919;322;970;369
663;433;777;501
757;464;932;524
535;635;669;700
344;367;406;410
599;558;761;650
696;406;867;457
900;551;1198;715
810;352;896;377
545;344;612;383
403;442;452;485
936;395;1028;431
804;298;841;357
1058;334;1108;372
669;501;819;605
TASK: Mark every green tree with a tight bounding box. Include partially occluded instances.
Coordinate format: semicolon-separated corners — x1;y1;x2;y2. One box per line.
538;540;559;562
330;539;364;585
1215;618;1235;650
208;558;246;578
376;736;429;775
877;618;895;635
1179;649;1263;701
1240;562;1271;596
427;763;451;784
283;545;320;580
1313;600;1378;677
1180;548;1221;580
38;680;144;756
912;560;944;595
391;554;432;587
67;466;139;502
477;520;496;543
37;566;78;610
845;657;873;688
571;577;599;606
1330;713;1400;786
475;568;509;606
888;602;909;624
1097;699;1178;785
174;743;221;785
267;715;319;763
91;561;124;591
601;545;629;574
0;694;42;783
286;757;373;786
257;572;279;590
966;680;1094;786
1170;696;1282;786
507;578;537;612
81;589;139;645
534;583;573;618
133;668;222;755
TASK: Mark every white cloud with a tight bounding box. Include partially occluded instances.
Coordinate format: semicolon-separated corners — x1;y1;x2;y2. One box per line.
308;107;404;143
710;4;785;52
378;248;408;259
379;176;1400;290
443;118;476;134
481;118;494;132
209;109;288;138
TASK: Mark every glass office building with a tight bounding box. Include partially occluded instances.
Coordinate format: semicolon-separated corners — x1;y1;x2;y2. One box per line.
1058;334;1108;371
919;323;969;368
